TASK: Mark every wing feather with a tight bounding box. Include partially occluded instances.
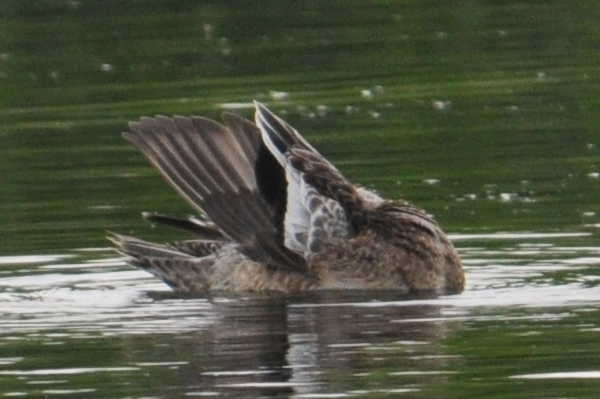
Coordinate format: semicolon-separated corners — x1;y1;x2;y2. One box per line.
253;102;355;258
124;114;306;273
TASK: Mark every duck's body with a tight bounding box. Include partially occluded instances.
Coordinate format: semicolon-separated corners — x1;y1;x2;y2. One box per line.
111;102;464;295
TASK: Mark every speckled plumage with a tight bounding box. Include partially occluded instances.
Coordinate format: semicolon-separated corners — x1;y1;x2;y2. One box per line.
110;102;464;295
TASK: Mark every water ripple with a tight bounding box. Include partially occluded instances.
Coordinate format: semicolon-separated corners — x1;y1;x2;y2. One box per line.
0;232;599;337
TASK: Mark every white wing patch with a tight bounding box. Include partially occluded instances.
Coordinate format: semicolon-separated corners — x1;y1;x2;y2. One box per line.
282;160;311;254
282;159;350;259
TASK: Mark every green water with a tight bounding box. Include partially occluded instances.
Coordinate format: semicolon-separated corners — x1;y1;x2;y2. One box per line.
1;0;600;398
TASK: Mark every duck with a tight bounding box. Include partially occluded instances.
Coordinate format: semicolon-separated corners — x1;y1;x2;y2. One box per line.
109;101;464;295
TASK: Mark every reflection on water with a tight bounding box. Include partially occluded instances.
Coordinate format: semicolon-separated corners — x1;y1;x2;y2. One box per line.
2;232;599;335
1;233;600;397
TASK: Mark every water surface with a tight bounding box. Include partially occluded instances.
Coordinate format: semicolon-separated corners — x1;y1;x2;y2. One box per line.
1;1;600;398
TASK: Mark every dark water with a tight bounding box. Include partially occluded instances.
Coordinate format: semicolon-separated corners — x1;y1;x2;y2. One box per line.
2;1;600;397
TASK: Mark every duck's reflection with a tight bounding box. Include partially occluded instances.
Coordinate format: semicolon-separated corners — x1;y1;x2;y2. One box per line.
205;298;293;396
132;292;459;398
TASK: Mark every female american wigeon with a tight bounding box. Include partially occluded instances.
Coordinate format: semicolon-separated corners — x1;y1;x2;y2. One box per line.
110;102;464;295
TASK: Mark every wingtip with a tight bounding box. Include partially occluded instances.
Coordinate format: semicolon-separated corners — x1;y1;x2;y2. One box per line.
253;100;275;121
124;117;152;140
106;231;124;246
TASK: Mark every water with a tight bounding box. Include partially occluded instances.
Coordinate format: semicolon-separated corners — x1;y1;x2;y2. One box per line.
2;0;600;397
1;233;600;397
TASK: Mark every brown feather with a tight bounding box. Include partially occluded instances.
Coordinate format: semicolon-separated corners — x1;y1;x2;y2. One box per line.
124;115;307;273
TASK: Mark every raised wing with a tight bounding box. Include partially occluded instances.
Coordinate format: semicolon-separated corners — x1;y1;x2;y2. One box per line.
254;102;359;258
123;112;306;273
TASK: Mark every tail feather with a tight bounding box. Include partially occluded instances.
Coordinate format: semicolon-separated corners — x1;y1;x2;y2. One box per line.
168;240;224;257
108;232;216;291
108;233;187;260
142;212;225;240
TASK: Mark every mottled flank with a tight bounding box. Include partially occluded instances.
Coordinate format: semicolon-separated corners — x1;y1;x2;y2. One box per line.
110;101;464;295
